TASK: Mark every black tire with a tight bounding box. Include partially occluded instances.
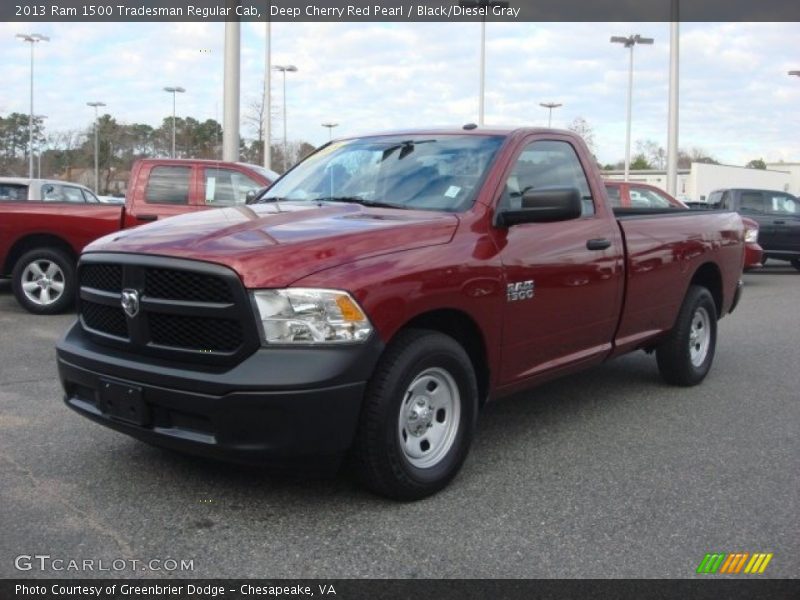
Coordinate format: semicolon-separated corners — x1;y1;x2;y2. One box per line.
11;248;76;315
352;329;478;500
791;258;800;272
656;285;717;386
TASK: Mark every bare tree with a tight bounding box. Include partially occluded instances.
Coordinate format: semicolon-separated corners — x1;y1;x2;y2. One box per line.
567;117;596;156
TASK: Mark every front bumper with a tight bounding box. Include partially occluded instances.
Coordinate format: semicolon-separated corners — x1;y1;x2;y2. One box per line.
56;322;383;465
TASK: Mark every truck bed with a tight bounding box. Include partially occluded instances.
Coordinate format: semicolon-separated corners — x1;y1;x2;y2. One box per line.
612;209;744;356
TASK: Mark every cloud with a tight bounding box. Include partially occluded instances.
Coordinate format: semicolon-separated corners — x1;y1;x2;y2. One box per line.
0;21;798;165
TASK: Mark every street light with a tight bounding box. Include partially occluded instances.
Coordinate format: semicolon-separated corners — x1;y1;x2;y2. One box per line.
35;115;47;178
459;0;510;126
87;102;106;193
273;65;298;172
611;34;654;182
163;86;185;158
789;71;800;77
539;102;562;127
321;122;339;141
16;33;50;179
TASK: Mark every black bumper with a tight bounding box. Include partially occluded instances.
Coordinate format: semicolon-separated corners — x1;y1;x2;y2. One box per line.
56;322;383;466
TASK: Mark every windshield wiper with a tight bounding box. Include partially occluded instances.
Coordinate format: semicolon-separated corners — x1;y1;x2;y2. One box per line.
314;196;405;209
380;139;436;162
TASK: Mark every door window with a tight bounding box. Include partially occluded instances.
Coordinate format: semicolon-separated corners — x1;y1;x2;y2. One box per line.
145;166;191;205
628;186;673;208
41;183;89;203
500;140;594;215
740;191;765;214
204;168;263;206
765;193;798;215
0;183;27;201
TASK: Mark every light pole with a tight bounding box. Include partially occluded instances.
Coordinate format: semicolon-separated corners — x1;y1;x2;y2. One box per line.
273;65;298;172
35;115;47;178
666;19;680;197
539;102;562;127
790;70;800;78
16;33;49;179
263;21;272;170
322;122;338;141
611;34;654;182
459;1;510;126
163;86;185;158
86;102;105;193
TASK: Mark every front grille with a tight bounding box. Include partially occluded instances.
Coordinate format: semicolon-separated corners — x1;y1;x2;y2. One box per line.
77;256;258;365
82;300;128;338
149;313;243;352
145;268;233;303
82;264;122;292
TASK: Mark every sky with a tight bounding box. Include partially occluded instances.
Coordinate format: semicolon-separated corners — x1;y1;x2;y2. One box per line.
0;20;798;166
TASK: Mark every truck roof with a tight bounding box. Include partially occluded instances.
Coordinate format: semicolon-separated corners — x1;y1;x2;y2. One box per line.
0;177;92;190
334;125;574;141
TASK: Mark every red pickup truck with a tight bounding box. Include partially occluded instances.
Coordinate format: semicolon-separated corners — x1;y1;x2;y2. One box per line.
1;159;276;314
56;127;745;499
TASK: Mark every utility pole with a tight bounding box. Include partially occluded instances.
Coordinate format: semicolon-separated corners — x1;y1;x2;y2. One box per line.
16;33;49;179
539;102;562;127
223;21;240;161
87;102;105;193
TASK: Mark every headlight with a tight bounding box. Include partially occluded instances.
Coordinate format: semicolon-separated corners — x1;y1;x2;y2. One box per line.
744;228;758;243
252;288;373;344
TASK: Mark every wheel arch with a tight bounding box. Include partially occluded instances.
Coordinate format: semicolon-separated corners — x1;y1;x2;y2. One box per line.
397;308;490;407
688;262;723;318
3;234;77;276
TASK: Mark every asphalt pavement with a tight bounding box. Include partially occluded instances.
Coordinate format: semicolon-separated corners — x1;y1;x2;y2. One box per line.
0;267;798;579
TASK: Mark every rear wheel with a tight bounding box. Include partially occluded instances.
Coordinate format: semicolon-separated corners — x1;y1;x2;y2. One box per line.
656;285;717;386
11;248;75;315
353;329;478;500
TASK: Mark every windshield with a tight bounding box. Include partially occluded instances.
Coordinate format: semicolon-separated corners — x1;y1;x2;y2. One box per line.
261;134;505;212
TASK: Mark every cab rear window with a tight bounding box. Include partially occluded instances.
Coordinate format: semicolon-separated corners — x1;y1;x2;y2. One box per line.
145;166;191;205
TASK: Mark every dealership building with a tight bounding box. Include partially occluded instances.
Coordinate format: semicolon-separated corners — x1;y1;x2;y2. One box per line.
604;162;798;203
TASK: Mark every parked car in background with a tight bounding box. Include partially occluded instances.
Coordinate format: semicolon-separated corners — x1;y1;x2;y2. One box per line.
707;188;800;271
57;126;745;499
0;159;277;314
605;181;761;271
97;195;125;205
0;177;101;203
603;180;688;209
741;216;763;271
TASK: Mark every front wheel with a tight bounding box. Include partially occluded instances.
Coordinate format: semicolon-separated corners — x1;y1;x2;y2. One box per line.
11;248;76;315
656;285;717;386
352;329;478;500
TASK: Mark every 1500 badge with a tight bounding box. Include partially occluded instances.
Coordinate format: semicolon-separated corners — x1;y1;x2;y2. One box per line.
507;280;535;302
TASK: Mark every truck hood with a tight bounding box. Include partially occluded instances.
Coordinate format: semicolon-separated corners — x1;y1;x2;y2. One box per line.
86;202;459;288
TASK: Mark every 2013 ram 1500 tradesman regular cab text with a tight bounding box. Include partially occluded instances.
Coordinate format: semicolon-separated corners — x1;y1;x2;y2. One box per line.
56;127;745;499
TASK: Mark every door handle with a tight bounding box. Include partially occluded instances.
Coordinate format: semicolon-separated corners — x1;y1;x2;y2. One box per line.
773;220;786;225
137;214;158;222
586;238;611;251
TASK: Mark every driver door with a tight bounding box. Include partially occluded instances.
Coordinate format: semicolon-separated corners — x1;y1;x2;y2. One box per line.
496;137;624;385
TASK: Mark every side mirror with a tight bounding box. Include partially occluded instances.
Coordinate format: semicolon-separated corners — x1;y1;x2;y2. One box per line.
495;187;583;227
245;187;267;205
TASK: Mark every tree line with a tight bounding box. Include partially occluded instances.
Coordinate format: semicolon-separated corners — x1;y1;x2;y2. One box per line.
0;111;313;194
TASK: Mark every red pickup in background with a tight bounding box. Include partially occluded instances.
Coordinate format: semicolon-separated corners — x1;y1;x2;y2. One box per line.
0;159;276;314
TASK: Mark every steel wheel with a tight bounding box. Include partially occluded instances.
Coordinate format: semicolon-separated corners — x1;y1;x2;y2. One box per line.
688;306;711;367
20;259;66;306
398;367;461;469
